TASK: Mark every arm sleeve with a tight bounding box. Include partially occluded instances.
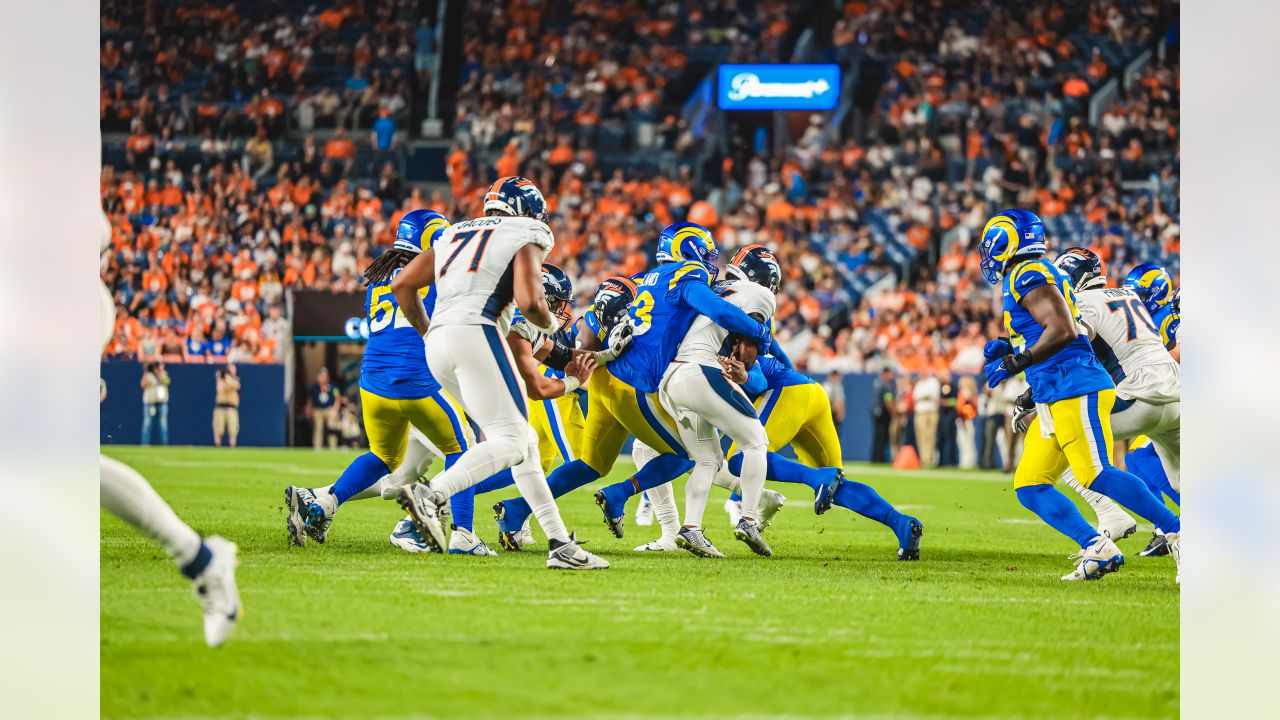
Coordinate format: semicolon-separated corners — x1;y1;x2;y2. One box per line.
679;280;767;341
741;362;767;396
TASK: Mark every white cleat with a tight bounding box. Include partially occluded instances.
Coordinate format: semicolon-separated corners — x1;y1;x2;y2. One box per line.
449;527;498;557
1166;531;1181;584
515;517;535;548
192;536;241;648
724;498;743;526
389;516;433;554
758;490;785;530
1097;511;1139;541
675;526;727;559
547;533;609;569
633;537;679;552
635;493;654;526
1061;536;1125;581
397;485;447;553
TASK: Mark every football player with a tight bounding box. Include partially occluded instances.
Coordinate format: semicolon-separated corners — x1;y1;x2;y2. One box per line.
978;209;1181;581
99;210;239;647
603;246;923;559
1124;263;1180;357
284;210;488;553
391;176;608;569
1050;248;1180;552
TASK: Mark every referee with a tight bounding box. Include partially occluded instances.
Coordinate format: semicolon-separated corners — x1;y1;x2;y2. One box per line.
213;364;241;448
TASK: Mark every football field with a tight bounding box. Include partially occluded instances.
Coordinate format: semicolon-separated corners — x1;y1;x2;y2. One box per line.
101;446;1179;719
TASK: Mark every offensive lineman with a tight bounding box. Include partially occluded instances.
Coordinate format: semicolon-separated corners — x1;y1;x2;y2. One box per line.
390;176;608;570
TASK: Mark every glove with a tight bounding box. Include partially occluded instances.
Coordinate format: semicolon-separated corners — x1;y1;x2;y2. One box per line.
983;338;1013;362
594;323;634;364
1000;350;1034;375
983;357;1011;389
1011;389;1037;433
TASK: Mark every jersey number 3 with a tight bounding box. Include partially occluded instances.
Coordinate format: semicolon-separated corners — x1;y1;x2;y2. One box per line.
1106;298;1158;341
439;229;493;277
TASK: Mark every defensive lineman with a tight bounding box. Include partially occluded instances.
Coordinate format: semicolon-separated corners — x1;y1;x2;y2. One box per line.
390;177;607;569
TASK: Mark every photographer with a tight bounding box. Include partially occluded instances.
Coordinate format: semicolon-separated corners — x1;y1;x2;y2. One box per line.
140;361;171;445
213;363;241;448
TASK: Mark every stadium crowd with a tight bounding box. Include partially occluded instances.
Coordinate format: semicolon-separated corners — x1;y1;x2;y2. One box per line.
101;0;1179;426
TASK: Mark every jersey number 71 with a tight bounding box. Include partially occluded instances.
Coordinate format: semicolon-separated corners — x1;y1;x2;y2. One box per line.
439;229;493;277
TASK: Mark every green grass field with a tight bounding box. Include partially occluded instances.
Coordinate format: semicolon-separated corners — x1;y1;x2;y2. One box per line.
101;446;1178;719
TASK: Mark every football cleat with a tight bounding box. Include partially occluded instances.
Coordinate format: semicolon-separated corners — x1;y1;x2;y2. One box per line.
634;537;679;552
398;485;447;553
449;527;498;557
389;516;433;554
635;493;654;526
1061;536;1125;581
515;517;535;548
896;516;924;561
284;486;314;547
192;536;241;648
303;494;336;545
594;489;626;539
724;498;743;526
494;501;525;551
758;490;785;530
814;469;842;515
547;533;609;570
676;526;726;559
733;518;773;557
1097;511;1139;541
1166;531;1181;584
1139;532;1170;557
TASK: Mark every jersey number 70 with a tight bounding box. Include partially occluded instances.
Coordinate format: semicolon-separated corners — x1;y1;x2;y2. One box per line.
1106;298;1159;341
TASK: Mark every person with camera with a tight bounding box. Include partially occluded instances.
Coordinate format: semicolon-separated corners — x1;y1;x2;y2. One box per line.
213;364;241;448
140;361;171;445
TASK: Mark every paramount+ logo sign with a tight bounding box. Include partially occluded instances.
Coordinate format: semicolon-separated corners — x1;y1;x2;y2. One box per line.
717;64;841;111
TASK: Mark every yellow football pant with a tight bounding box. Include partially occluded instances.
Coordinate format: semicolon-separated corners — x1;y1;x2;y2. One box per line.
359;388;468;470
1015;389;1117;489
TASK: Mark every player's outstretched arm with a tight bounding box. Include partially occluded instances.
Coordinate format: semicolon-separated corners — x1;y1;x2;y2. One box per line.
390;248;436;335
513;244;557;333
679;281;769;346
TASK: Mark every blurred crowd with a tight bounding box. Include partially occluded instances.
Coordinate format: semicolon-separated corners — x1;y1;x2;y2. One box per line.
102;0;1180;388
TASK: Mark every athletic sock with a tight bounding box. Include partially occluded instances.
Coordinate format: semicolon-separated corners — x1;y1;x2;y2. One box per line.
472;469;516;495
546;459;601;497
100;455;203;570
450;486;476;532
833;479;902;527
730;452;828;494
531;501;569;545
683;461;717;527
332;452;392;505
1015;485;1102;548
1089;468;1181;533
728;492;742;502
646;481;681;541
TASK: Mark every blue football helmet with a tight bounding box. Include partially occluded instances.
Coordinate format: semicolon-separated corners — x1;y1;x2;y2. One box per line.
541;263;574;330
978;209;1047;285
656;221;720;280
484;176;549;223
1052;247;1106;291
1124;263;1174;308
393;209;450;254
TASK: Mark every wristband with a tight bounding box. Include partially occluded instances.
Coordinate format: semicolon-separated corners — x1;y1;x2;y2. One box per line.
1001;351;1035;375
560;375;582;395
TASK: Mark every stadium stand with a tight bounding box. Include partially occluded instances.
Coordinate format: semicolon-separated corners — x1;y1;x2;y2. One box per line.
101;0;1179;390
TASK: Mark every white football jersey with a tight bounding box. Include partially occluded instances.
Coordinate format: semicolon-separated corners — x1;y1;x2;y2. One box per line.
429;215;554;333
1076;286;1177;399
674;279;776;366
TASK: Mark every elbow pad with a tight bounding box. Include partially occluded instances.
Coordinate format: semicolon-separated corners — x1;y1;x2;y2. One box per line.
543;341;574;371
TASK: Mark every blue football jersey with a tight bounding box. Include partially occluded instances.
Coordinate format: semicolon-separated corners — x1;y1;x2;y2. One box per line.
1149;303;1180;351
360;269;441;399
1002;259;1113;403
608;261;713;393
